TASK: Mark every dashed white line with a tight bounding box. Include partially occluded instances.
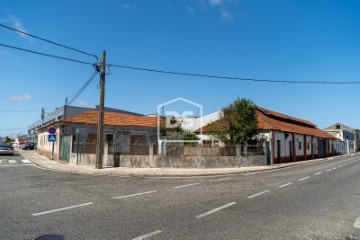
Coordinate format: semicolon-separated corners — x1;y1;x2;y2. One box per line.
8;160;16;164
244;172;258;176
113;190;157;199
32;202;93;216
196;202;236;219
132;230;162;240
21;159;31;164
338;165;343;168
209;177;233;182
0;160;2;164
173;183;200;189
247;190;271;199
278;182;292;188
299;176;310;181
326;169;332;172
332;167;337;170
354;217;360;229
314;172;322;176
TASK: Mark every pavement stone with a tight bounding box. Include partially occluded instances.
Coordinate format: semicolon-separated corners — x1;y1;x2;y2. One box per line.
16;148;359;177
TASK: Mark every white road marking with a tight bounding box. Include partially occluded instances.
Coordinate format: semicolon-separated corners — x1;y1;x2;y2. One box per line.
299;176;310;181
244;172;258;176
314;172;322;176
209;177;232;182
132;230;162;240
278;182;292;188
21;159;31;164
0;160;2;164
338;165;343;168
32;202;93;216
326;169;332;172
8;160;17;164
354;217;360;229
332;167;337;170
114;190;157;199
173;183;200;189
247;190;271;199
196;202;236;219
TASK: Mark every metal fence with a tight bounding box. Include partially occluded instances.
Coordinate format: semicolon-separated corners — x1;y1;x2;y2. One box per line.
109;143;153;155
72;142;264;156
72;142;97;154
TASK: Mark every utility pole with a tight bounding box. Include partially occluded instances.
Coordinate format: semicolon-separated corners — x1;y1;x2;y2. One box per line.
95;51;106;169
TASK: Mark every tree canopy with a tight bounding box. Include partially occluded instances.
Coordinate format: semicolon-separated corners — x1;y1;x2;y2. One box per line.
205;97;258;145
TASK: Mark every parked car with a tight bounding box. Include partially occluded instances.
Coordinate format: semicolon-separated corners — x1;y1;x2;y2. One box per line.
18;141;26;148
23;142;36;150
0;143;14;155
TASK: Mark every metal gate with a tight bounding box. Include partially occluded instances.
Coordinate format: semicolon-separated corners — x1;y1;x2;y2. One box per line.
60;135;72;161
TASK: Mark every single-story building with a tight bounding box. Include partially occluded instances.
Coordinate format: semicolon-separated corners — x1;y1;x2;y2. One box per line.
36;111;160;162
195;106;341;164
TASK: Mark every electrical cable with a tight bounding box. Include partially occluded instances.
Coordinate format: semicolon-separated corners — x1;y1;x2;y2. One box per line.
107;64;360;85
67;71;99;105
0;43;94;65
0;23;98;61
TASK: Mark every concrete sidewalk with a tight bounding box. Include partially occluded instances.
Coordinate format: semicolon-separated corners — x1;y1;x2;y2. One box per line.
17;148;359;177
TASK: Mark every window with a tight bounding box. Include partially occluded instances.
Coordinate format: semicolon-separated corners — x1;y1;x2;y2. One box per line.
307;142;310;150
88;133;97;143
106;134;113;145
336;124;341;129
298;141;302;150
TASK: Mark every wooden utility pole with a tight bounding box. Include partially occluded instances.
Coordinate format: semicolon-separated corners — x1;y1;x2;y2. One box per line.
95;51;106;169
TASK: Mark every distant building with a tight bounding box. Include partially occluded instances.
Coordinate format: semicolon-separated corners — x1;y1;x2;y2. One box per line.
325;123;360;153
27;105;142;142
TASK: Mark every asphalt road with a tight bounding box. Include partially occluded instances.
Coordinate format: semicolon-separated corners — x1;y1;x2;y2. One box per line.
0;152;359;240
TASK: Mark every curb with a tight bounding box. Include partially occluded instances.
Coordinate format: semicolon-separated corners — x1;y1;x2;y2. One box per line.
17;148;359;178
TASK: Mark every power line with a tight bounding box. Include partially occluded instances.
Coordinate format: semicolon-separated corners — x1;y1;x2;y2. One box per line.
67;71;99;105
0;23;98;61
0;43;94;65
107;64;360;85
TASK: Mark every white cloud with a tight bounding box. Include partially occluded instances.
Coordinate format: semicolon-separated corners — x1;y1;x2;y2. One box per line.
0;49;11;56
120;4;130;11
10;93;32;103
8;15;30;40
209;0;224;6
185;5;196;15
77;101;89;106
219;7;233;21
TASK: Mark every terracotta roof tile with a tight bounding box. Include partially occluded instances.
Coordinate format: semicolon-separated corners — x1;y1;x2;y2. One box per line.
63;111;160;128
199;107;337;139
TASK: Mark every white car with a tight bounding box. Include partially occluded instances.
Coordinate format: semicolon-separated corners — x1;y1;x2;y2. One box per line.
0;144;14;155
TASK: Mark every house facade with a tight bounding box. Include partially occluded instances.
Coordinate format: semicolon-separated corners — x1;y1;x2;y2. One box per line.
27;105;142;143
36;111;159;162
325;123;359;152
195;106;340;165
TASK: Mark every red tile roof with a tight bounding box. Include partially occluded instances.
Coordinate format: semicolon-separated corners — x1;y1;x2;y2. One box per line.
63;111;160;128
198;107;337;139
256;107;336;139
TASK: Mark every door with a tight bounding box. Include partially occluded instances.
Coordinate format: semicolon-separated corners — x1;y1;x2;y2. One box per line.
289;141;293;162
60;135;72;161
265;142;271;165
277;140;281;163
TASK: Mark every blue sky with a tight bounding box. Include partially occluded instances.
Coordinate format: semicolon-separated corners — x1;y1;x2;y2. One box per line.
1;0;360;137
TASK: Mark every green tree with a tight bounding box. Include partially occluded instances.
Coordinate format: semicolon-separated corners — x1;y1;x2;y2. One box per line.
206;97;258;146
